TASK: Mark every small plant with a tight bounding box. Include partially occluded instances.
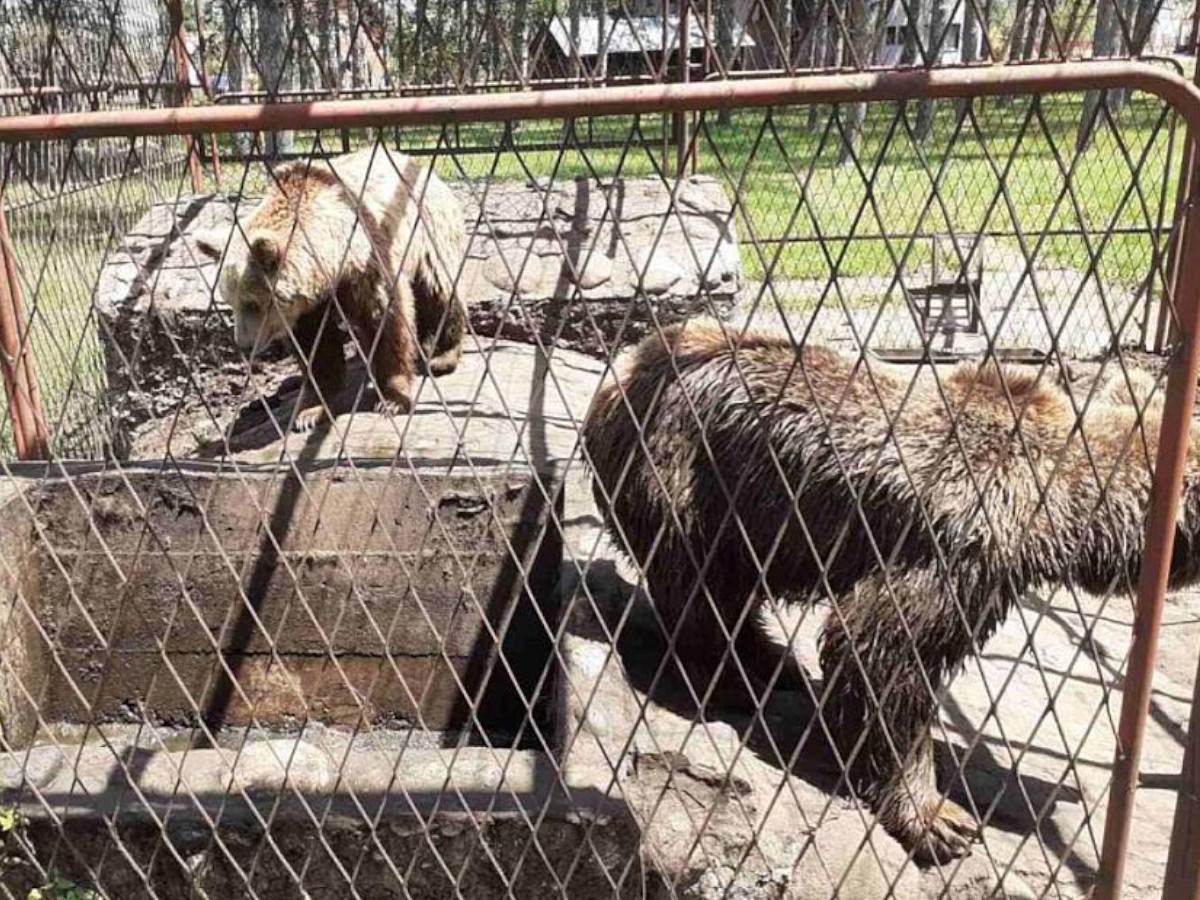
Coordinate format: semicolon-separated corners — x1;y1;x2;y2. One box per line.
0;809;101;900
27;877;101;900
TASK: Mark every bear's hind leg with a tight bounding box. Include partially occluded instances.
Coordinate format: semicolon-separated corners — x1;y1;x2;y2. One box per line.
290;304;346;432
414;276;466;377
646;560;779;710
369;279;419;417
819;568;994;864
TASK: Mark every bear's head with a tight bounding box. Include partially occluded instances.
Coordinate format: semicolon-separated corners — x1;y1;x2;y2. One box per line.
194;225;319;354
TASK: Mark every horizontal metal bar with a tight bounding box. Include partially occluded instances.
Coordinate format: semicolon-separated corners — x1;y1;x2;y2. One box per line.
0;62;1198;143
211;75;662;103
752;226;1167;244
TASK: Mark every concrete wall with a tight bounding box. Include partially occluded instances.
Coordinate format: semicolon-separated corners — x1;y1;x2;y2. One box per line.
15;461;561;742
0;482;45;748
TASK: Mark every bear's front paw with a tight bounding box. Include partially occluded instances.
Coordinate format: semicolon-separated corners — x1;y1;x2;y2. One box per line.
291;404;332;433
376;395;413;419
887;795;980;865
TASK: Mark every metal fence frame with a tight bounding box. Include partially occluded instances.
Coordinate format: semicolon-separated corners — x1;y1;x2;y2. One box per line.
0;60;1197;898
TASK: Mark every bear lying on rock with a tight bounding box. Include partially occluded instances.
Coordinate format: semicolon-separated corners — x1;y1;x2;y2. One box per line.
583;317;1197;863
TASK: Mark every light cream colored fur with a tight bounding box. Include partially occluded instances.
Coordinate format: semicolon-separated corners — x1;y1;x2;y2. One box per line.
194;148;467;427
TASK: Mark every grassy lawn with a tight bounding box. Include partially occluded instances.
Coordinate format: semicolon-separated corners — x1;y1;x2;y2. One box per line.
3;89;1184;456
4;160;195;456
213;90;1180;285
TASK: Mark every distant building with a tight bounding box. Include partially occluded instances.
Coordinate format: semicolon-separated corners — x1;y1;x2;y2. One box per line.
1160;0;1196;52
531;12;756;80
875;0;966;66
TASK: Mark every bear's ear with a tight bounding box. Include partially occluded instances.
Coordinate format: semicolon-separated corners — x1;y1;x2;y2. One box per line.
249;233;282;274
192;228;227;262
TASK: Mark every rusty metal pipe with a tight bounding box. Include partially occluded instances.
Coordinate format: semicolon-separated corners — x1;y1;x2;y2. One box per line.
0;201;46;459
1098;166;1200;896
0;62;1198;141
1164;647;1200;897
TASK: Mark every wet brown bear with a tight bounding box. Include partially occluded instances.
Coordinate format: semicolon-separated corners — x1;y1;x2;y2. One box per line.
195;148;467;430
583;318;1200;864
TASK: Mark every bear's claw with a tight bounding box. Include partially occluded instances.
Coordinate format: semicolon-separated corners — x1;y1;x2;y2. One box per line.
376;396;413;418
892;796;980;865
291;404;331;433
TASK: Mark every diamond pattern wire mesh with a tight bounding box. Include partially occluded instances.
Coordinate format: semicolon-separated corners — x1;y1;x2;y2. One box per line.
0;2;1197;900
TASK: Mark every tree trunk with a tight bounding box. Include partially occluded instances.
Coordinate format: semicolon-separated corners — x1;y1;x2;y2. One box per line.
569;0;582;79
806;8;826;127
316;0;336;90
916;0;943;138
1131;0;1157;49
1007;0;1028;60
486;0;499;80
595;0;607;81
223;0;245;94
411;0;426;83
512;0;530;82
717;0;734;123
1021;0;1042;56
257;0;292;155
221;0;249;153
961;0;979;63
291;0;312;89
317;0;338;90
1037;0;1060;56
955;0;979;116
349;2;369;88
902;0;924;64
1077;0;1119;149
775;0;794;66
838;0;870;164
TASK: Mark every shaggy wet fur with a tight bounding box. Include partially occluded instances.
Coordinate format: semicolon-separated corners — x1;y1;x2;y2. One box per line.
583;318;1200;864
196;148;467;429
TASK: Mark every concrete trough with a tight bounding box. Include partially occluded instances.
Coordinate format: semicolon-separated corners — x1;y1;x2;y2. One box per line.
0;341;649;899
3;461;561;741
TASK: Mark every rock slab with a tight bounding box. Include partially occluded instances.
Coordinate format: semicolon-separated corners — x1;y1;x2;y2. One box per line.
93;177;741;458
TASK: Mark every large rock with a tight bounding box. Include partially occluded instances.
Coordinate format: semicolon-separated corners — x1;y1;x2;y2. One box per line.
462;176;741;353
93;177;741;457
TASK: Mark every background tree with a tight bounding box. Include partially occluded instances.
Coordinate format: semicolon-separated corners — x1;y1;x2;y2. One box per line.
717;0;735;123
317;0;340;90
257;0;293;155
915;0;945;138
594;0;607;81
1076;0;1122;150
838;0;871;164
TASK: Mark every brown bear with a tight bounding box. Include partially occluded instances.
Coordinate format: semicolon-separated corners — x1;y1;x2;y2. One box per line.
195;148;467;430
582;317;1200;864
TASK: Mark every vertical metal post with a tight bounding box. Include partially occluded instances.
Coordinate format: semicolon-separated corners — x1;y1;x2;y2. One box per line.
169;0;205;194
1095;149;1200;900
1164;655;1200;898
1154;15;1200;353
675;0;690;177
661;0;670;172
0;196;47;460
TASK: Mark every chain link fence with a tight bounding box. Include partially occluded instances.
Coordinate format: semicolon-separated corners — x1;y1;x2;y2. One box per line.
0;0;199;458
0;2;1198;900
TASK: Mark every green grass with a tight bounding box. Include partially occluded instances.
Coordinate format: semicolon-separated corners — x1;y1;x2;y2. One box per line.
5;90;1185;456
211;91;1181;286
4;164;193;456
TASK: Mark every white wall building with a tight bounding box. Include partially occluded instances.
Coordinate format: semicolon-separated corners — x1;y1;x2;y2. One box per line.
875;0;967;66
